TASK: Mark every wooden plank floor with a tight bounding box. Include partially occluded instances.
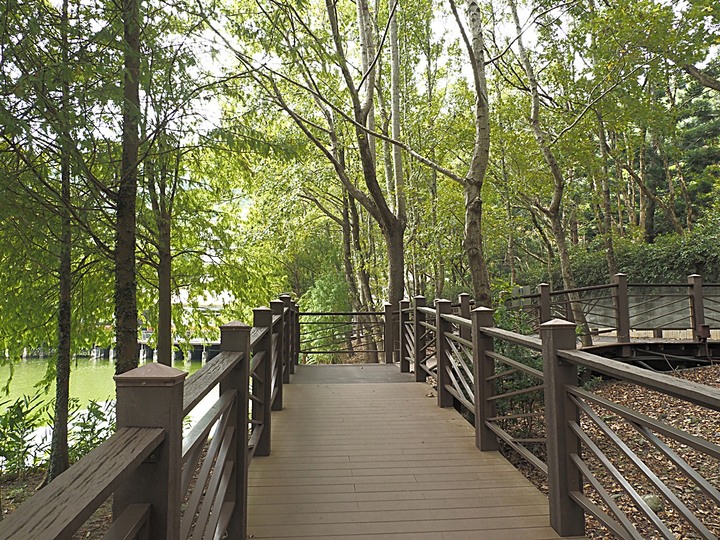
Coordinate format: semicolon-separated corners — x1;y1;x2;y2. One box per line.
248;365;585;539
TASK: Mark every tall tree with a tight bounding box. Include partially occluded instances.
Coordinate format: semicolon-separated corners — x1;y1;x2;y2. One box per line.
115;0;141;374
47;0;73;481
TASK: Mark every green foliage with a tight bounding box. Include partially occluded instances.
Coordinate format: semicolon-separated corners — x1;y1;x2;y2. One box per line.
67;399;115;464
492;306;544;436
300;273;351;314
0;394;116;477
520;223;720;288
0;394;48;477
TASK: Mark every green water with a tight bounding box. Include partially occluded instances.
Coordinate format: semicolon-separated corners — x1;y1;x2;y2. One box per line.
0;356;204;412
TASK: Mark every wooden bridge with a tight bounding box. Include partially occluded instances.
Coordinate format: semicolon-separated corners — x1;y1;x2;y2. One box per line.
247;364;579;539
1;276;720;539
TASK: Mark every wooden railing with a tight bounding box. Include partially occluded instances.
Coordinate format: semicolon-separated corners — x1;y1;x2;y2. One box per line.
400;296;720;538
0;294;299;540
507;273;719;343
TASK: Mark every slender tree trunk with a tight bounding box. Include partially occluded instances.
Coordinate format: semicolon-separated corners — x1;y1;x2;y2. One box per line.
326;0;406;315
510;0;590;343
115;0;140;375
157;231;172;365
596;113;618;276
383;222;405;308
676;163;694;230
389;0;405;220
450;0;491;306
148;155;175;366
48;0;72;482
529;208;554;287
342;192;362;312
505;199;516;285
349;196;374;311
348;196;379;362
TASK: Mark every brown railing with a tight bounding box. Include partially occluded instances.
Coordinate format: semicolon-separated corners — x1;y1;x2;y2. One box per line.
0;294;299;540
507;274;717;343
401;295;720;538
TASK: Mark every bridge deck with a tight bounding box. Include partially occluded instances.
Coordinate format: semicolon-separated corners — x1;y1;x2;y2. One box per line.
247;364;585;539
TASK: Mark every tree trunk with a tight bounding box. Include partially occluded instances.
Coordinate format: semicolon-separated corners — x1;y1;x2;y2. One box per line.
48;0;72;482
464;181;491;306
115;0;140;375
325;0;406;314
511;0;590;343
342;192;362;312
450;0;492;306
157;239;172;365
596;113;618;276
348;196;379;362
384;221;405;308
383;221;404;363
505;199;516;286
349;196;374;311
389;0;405;220
148;154;175;366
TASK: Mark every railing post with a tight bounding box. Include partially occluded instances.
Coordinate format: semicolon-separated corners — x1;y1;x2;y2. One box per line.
270;300;285;411
459;293;471;341
612;273;631;344
291;299;300;368
688;274;707;341
414;296;427;383
539;283;551;324
540;319;584;537
384;302;394;364
435;299;453;408
219;321;251;539
253;308;273;457
114;363;187;539
280;294;295;384
399;299;410;372
472;307;498;452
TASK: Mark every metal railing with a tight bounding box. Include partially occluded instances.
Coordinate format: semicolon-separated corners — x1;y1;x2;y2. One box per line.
299;306;393;364
506;274;717;343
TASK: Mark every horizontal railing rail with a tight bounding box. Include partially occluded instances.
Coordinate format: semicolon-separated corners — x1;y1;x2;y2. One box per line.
0;427;163;539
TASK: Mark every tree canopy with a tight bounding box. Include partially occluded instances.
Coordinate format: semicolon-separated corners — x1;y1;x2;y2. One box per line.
1;0;719;479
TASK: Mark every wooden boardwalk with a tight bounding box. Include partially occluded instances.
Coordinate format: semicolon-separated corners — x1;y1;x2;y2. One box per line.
247;364;585;539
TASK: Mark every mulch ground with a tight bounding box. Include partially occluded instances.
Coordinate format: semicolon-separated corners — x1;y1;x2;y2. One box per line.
502;363;720;539
0;470;112;538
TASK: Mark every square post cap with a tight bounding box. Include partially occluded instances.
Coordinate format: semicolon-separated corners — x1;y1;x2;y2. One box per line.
114;362;187;388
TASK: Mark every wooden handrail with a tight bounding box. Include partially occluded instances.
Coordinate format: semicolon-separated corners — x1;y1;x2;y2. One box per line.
0;295;301;540
559;348;720;411
0;427;163;539
182;350;243;415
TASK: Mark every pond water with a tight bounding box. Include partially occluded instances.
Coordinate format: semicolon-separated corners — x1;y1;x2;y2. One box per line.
0;355;204;414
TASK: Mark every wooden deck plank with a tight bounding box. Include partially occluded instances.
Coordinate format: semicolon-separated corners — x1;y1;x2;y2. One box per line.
247;366;584;539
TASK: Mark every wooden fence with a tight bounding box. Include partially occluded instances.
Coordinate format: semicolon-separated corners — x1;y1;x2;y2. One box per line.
0;295;299;540
400;295;720;538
